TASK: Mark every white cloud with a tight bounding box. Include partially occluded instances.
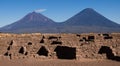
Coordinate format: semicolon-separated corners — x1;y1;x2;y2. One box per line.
34;9;47;13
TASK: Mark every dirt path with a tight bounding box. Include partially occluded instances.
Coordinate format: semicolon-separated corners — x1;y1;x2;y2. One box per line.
0;59;120;66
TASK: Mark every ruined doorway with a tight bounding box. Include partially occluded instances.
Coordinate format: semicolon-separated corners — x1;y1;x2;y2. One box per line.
98;46;120;61
98;46;114;59
37;46;48;56
19;47;25;54
54;46;76;59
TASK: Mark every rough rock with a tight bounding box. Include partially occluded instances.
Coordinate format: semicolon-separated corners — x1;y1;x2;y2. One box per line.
0;33;120;61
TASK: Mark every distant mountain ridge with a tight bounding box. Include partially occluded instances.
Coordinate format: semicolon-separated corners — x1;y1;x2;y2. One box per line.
0;8;120;33
1;12;55;30
64;8;120;27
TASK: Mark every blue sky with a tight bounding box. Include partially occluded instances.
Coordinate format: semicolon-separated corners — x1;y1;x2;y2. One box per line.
0;0;120;27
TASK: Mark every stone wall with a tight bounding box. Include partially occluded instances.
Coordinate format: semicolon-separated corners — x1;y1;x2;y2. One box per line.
0;33;120;60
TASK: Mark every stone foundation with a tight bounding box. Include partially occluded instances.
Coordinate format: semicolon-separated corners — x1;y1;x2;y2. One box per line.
0;33;120;61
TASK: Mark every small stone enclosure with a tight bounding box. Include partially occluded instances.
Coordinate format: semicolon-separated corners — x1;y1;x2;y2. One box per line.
0;33;120;61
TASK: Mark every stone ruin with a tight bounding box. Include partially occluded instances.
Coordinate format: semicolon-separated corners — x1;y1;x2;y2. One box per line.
0;33;120;61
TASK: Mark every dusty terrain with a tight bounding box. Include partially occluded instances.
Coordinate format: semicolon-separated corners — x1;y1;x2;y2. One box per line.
0;58;120;66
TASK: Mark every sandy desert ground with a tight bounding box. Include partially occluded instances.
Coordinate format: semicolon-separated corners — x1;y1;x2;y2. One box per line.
0;58;120;66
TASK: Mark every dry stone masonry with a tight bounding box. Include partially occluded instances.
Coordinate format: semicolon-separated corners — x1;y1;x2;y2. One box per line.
0;33;120;61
